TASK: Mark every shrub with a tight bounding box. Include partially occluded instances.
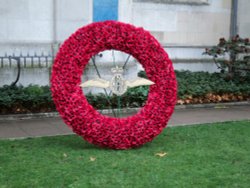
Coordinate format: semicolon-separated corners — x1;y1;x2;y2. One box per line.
0;85;55;114
203;35;250;80
175;70;250;99
0;71;249;114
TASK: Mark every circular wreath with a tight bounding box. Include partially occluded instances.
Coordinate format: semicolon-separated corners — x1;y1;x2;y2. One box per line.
51;21;177;149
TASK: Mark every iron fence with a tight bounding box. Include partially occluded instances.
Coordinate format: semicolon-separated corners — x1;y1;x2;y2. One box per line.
0;52;54;68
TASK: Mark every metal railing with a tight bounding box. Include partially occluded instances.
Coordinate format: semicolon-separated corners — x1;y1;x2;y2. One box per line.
0;52;54;86
0;52;53;68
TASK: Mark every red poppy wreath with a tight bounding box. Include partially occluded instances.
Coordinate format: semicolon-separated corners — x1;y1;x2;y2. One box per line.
51;21;177;149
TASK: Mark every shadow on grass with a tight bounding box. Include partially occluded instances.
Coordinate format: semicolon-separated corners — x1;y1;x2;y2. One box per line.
23;135;100;151
31;132;168;152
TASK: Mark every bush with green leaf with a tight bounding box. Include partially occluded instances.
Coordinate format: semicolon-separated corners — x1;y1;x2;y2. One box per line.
203;35;250;80
175;70;250;103
0;71;249;114
0;85;55;114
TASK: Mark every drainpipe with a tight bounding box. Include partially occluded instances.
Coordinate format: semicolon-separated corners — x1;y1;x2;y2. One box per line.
52;0;57;60
230;0;238;37
49;0;57;84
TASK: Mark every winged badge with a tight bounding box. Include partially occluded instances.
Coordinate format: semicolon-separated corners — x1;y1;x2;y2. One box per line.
80;66;155;96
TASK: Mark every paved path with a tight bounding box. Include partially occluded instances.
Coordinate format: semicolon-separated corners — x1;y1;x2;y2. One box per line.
0;105;249;139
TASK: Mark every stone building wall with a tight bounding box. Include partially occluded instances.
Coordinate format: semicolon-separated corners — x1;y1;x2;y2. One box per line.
237;0;250;38
0;0;249;86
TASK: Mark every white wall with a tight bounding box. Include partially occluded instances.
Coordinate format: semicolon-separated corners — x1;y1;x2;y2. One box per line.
0;67;50;86
237;0;250;38
0;0;233;45
0;0;249;86
55;0;92;42
0;0;92;87
118;0;232;73
0;0;92;44
119;0;231;46
0;0;53;43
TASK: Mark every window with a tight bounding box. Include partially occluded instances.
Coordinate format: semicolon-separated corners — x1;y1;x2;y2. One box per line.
93;0;118;22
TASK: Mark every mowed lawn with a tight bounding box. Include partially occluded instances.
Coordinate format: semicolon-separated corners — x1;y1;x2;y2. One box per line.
0;121;249;188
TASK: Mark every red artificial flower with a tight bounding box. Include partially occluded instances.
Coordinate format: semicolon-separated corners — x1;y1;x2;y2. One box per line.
51;21;177;149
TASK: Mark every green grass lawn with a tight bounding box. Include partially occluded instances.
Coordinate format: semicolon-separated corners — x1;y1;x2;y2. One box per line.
0;121;250;188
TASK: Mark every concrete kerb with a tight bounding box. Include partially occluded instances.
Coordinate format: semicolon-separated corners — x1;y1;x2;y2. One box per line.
0;101;249;121
167;119;250;127
175;101;250;109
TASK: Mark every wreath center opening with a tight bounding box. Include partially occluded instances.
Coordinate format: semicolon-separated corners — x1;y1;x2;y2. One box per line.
81;50;151;118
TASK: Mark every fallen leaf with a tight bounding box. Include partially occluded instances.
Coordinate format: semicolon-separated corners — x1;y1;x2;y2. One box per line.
155;152;167;157
177;99;184;105
90;157;96;161
214;105;228;109
63;153;67;158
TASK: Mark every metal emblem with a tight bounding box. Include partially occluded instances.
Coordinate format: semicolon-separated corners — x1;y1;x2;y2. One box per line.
80;66;154;96
110;67;127;95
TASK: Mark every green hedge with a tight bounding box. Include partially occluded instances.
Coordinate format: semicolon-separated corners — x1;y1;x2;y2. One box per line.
86;86;149;109
175;71;250;99
0;85;55;114
0;71;249;114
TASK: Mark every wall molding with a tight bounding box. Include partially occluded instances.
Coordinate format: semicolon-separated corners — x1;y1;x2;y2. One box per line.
0;42;212;49
133;0;209;5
